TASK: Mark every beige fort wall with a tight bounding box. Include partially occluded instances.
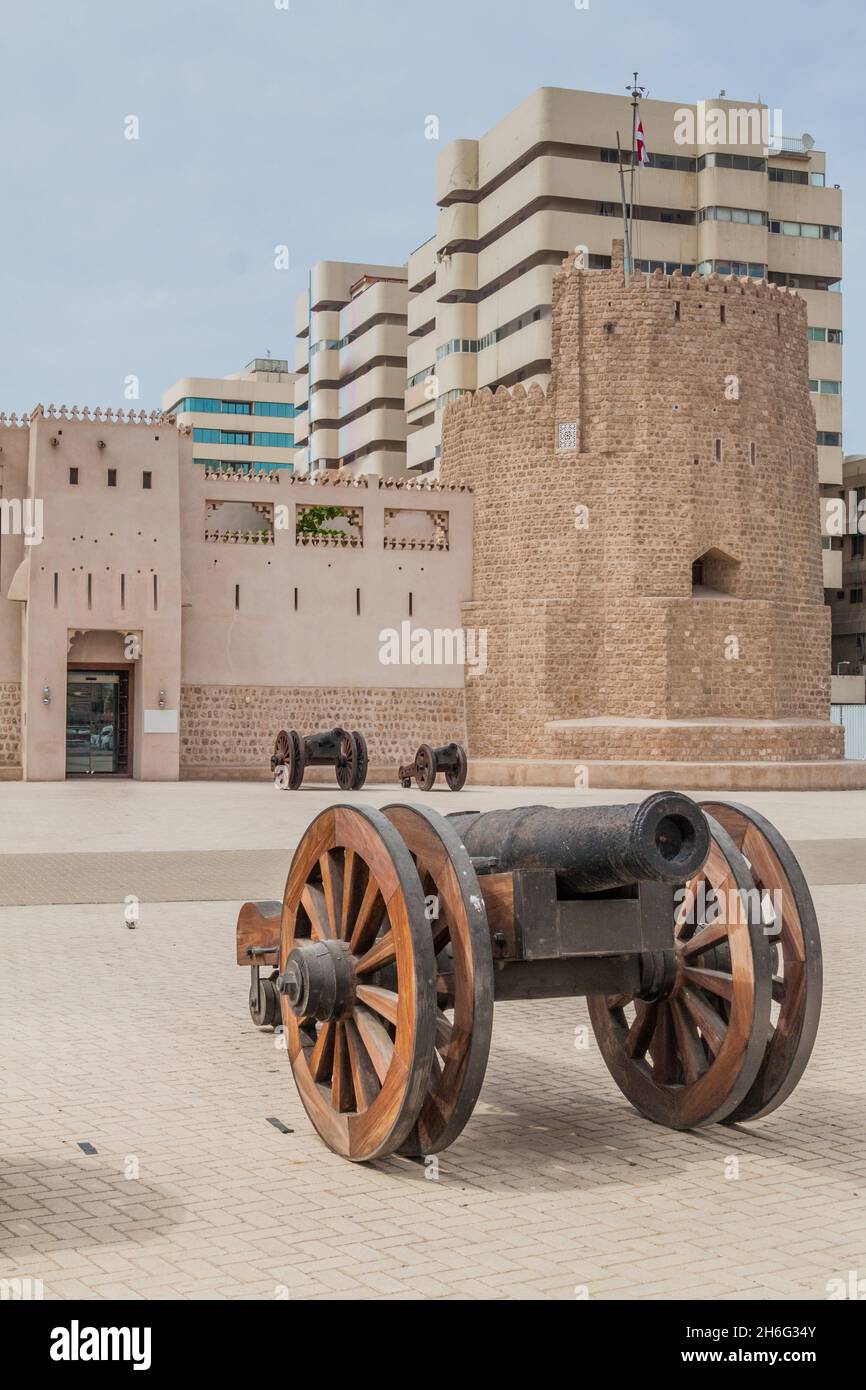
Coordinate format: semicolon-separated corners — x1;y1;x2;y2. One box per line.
440;240;842;767
177;468;472;775
0;410;473;778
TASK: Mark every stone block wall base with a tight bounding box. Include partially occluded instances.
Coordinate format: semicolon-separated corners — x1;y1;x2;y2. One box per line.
0;765;22;781
544;718;843;763
468;758;866;791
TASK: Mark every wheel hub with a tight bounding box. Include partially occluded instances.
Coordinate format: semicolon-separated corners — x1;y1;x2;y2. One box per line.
277;939;355;1021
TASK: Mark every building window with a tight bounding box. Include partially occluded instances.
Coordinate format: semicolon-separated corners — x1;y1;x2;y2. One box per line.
769;219;842;241
142;471;152;489
852;535;864;559
252;431;293;448
817;432;842;447
120;573;126;609
750;442;757;466
53;573;59;607
153;574;158;610
69;467;79;485
697;260;767;279
221;431;252;447
851;588;864;604
715;439;722;462
698;206;767;226
234;583;240;611
222;401;251;415
697;153;767;172
193;428;220;444
768;167;808;186
107;468;117;486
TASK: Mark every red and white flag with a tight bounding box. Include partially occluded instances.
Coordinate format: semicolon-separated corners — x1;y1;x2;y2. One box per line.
636;118;650;166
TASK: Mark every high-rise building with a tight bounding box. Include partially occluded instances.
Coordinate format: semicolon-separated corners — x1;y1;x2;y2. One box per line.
405;88;843;578
163;358;299;474
829;453;866;673
293;262;408;478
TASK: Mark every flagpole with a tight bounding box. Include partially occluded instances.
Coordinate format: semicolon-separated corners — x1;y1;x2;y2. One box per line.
616;130;632;284
626;72;648;278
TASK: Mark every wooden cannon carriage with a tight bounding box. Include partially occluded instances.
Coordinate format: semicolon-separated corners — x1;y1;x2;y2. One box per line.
236;793;821;1162
398;741;468;791
271;727;368;791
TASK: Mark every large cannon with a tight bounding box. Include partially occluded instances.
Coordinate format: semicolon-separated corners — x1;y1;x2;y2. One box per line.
236;794;821;1162
271;727;368;791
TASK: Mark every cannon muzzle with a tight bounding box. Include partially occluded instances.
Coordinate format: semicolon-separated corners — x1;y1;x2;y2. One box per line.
448;791;710;893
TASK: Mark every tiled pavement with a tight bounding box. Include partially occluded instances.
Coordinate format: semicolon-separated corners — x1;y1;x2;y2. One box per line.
0;782;864;1300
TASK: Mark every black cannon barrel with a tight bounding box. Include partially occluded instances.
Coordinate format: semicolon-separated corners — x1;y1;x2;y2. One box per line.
447;792;710;893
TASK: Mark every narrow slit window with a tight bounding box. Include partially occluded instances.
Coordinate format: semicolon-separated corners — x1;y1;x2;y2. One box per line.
153;574;158;610
750;442;757;466
69;467;79;485
674;301;681;322
234;583;240;611
53;572;59;608
355;587;361;616
293;586;298;612
87;573;92;609
107;468;117;487
120;573;126;609
720;304;726;324
408;591;413;617
142;471;152;489
715;438;722;462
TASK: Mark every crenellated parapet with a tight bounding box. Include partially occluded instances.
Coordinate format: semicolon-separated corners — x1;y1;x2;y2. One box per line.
1;405;190;431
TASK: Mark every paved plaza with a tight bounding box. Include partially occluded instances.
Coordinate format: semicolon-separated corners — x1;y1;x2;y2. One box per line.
1;780;864;1300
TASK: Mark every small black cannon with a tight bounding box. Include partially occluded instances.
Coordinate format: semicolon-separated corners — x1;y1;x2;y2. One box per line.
271;727;368;791
237;791;822;1161
398;741;467;791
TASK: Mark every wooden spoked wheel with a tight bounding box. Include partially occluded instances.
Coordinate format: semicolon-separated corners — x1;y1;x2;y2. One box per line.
272;729;304;789
444;745;468;792
700;801;822;1123
382;804;494;1155
350;732;369;790
279;805;436;1162
588;817;772;1129
414;744;437;792
334;733;360;792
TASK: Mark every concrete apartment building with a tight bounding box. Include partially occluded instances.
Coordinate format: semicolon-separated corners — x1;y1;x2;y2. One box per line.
830;452;866;676
292;262;409;478
404;88;843;530
163;358;300;474
0;405;471;780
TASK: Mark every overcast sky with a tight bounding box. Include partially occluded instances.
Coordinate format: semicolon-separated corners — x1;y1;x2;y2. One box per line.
0;0;862;440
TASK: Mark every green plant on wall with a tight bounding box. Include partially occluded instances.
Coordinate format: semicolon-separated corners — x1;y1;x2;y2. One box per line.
295;505;348;539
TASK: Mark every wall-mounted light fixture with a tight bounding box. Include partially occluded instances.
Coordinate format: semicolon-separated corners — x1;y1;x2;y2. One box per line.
42;685;51;706
158;689;166;708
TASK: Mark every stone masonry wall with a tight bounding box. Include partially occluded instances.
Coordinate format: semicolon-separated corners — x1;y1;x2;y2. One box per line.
0;683;21;765
180;685;466;772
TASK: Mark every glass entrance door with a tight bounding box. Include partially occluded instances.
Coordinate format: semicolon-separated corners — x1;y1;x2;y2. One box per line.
65;671;128;775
